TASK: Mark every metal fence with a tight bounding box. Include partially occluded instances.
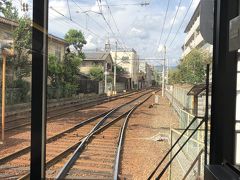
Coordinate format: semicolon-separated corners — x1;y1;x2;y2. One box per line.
166;87;205;179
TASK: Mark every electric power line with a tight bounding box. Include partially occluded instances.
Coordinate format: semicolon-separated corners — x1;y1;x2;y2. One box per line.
50;6;104;41
168;0;194;48
71;0;110;34
104;0;127;49
152;0;171;56
163;0;183;46
67;0;72;20
96;0;127;51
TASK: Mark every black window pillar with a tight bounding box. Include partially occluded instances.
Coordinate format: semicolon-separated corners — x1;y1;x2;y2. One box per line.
31;0;48;179
210;0;239;164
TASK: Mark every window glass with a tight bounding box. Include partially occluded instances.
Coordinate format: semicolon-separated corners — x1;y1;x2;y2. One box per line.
0;0;32;178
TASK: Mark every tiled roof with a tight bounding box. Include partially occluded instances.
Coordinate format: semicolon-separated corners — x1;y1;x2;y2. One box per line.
84;52;112;61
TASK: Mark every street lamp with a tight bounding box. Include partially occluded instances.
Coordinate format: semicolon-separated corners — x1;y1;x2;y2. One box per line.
1;40;15;142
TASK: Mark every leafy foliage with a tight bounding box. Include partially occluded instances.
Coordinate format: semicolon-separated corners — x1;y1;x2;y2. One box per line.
0;0;18;20
89;66;104;81
64;29;87;53
48;54;63;87
62;52;82;83
48;28;87;98
169;49;211;85
112;65;126;75
13;17;32;80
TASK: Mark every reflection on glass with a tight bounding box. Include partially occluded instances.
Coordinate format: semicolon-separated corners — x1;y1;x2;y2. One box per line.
0;0;32;178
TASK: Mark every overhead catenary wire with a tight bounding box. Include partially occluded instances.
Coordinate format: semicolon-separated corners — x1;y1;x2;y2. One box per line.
50;6;105;41
67;0;72;20
96;0;127;51
153;0;171;56
71;0;110;35
168;0;194;48
104;0;127;49
14;0;103;41
163;0;183;46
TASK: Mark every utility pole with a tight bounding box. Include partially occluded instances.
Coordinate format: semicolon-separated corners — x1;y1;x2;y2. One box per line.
104;63;108;94
162;45;166;97
113;41;117;95
1;51;6;142
166;58;169;84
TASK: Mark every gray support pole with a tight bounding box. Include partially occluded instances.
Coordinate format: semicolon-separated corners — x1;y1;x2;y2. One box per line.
113;41;117;94
104;63;108;94
31;0;48;179
162;46;166;97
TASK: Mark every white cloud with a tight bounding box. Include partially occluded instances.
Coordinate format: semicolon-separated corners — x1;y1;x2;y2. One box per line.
157;44;165;52
8;0;200;65
84;35;97;50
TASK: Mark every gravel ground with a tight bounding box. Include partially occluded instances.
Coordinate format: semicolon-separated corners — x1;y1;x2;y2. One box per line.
120;92;180;180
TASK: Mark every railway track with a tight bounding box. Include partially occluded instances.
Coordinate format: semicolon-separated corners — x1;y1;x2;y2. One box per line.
0;89;154;179
0;90;143;132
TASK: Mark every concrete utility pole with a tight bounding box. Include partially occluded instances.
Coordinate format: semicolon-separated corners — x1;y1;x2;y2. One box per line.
1;51;6;142
113;41;117;95
104;63;108;94
166;58;169;84
162;45;166;97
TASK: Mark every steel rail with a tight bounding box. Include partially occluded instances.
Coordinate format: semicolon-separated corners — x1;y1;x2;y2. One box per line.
15;90;153;179
0;111;111;164
56;91;153;179
113;94;153;180
1;90;149;164
2;90;143;131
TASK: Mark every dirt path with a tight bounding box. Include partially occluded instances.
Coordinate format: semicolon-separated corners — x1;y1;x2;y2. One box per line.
120;92;179;179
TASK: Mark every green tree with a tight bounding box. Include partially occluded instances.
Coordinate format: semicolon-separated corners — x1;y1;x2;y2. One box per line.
12;17;32;80
62;52;82;83
48;54;63;86
0;0;18;20
89;66;104;81
114;65;126;75
65;29;87;53
169;49;211;85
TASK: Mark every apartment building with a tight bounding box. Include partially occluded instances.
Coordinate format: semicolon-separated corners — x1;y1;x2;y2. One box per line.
181;3;212;58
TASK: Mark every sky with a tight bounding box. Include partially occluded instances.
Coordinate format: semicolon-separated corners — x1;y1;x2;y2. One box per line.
12;0;200;66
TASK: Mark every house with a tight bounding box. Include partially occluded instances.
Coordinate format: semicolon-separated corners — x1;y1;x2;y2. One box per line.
0;16;67;62
80;52;113;74
111;48;139;89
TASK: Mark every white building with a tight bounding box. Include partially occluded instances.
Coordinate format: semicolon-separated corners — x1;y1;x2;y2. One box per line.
111;48;139;89
139;62;153;88
182;3;212;58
